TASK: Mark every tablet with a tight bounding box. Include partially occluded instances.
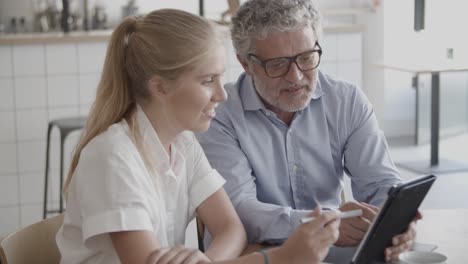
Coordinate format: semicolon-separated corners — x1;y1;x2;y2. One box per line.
350;175;437;264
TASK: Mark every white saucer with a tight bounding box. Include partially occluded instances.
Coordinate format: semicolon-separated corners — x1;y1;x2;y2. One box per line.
399;251;447;264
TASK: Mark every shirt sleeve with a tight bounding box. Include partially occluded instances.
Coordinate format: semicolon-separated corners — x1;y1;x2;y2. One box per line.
189;137;226;211
198;117;311;244
342;85;402;206
73;141;154;248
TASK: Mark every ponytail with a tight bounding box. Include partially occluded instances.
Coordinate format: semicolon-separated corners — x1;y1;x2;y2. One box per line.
63;17;139;195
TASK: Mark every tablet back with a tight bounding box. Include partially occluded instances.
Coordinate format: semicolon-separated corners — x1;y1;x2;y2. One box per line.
351;175;437;264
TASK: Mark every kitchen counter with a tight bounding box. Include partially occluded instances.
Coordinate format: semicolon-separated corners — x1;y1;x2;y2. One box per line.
0;30;113;45
0;24;364;45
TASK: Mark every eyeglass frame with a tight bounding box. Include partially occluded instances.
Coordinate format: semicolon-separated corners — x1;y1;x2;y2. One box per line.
248;42;323;78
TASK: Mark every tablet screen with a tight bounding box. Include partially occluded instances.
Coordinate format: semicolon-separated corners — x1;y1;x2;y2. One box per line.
351;175;436;264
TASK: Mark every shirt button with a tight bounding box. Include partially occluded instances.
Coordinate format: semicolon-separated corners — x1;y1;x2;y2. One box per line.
293;164;298;171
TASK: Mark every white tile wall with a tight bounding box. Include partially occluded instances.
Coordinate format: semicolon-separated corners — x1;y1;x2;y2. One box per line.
79;103;93;116
0;111;16;142
79;73;99;105
48;106;80;122
1;41;96;237
0;46;13;77
46;44;78;75
15;109;47;141
47;75;79;107
0;175;19;206
78;42;107;74
0;78;15;110
14;77;47;109
0;207;20;236
20;204;42;227
17;140;46;173
13;45;45;76
19;173;44;205
0;143;17;175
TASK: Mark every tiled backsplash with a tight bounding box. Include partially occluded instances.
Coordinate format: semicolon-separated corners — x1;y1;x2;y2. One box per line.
0;30;362;237
0;41;107;235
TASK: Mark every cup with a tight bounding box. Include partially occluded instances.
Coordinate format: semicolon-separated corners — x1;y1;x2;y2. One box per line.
399;251;447;264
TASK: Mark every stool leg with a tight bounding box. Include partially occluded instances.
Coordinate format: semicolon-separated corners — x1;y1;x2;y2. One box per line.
43;124;53;219
59;133;66;213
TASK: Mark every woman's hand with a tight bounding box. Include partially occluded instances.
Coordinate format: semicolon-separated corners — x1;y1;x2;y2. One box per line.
272;208;340;264
146;245;211;264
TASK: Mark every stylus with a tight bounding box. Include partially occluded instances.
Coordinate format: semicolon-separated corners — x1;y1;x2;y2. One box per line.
300;209;363;224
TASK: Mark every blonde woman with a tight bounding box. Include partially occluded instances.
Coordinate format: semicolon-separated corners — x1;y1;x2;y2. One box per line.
56;9;340;264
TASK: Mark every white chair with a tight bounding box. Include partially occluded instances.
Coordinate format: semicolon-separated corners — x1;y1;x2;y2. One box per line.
0;214;64;264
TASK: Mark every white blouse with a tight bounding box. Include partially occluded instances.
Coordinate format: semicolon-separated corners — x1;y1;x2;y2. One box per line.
56;105;225;264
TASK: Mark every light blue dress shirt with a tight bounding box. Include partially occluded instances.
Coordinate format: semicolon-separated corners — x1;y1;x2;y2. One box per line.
197;71;402;243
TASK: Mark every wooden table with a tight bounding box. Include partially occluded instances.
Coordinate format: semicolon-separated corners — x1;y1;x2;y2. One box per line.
416;209;468;263
242;209;468;263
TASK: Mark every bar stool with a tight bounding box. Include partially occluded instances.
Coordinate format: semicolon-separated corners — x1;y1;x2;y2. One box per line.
43;116;87;219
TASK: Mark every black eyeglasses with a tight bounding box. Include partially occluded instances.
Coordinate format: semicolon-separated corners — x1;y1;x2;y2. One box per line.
248;42;322;78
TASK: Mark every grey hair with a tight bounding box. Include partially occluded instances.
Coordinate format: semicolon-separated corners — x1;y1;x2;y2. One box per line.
231;0;322;57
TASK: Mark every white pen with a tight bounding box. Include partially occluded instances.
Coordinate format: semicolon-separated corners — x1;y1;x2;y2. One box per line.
300;209;363;224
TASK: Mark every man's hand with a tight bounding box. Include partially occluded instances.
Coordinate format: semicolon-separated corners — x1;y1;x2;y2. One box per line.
335;201;379;247
384;212;422;262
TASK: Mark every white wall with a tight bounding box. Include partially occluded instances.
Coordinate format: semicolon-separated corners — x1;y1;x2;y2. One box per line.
356;4;385;127
380;0;468;138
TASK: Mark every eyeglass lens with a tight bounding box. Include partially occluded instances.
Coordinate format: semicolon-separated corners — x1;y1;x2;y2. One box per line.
265;51;320;77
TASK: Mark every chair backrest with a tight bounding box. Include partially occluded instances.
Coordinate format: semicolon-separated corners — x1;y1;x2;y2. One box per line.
0;214;64;264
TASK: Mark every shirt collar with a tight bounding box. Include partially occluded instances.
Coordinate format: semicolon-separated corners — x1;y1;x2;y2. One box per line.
239;72;324;112
312;71;324;99
240;74;266;111
135;104;172;172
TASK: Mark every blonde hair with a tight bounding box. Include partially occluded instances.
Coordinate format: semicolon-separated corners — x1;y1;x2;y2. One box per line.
64;9;220;194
